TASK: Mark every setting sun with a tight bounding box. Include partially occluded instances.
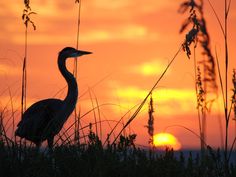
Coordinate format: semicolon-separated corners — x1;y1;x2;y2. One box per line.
153;133;181;150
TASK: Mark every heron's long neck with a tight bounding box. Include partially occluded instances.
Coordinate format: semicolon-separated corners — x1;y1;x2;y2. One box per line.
58;56;78;116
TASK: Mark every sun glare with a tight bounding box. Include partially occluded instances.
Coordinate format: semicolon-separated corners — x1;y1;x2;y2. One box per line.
153;133;181;150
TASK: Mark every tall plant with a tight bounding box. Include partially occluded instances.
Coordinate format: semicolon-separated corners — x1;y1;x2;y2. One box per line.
73;0;82;144
179;0;218;155
206;0;233;171
21;0;36;119
146;93;154;146
180;0;235;172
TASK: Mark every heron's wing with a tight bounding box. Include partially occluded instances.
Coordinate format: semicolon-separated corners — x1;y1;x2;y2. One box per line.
18;99;62;125
16;99;63;139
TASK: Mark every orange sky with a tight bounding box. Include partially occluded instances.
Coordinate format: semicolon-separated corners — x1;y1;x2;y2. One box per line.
0;0;236;149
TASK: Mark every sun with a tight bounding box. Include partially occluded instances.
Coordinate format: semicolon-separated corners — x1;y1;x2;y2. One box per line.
153;133;181;150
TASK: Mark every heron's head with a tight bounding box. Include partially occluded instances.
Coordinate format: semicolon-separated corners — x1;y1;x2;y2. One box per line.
59;47;92;58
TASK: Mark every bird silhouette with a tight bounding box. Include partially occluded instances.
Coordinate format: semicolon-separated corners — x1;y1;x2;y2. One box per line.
15;47;92;148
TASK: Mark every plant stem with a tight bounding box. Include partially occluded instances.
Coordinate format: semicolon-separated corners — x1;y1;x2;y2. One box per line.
21;27;28;120
224;0;230;172
74;0;82;144
193;47;202;149
111;46;182;146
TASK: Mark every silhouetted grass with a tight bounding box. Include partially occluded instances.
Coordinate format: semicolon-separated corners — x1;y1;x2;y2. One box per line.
21;0;36;123
0;134;236;177
178;0;236;173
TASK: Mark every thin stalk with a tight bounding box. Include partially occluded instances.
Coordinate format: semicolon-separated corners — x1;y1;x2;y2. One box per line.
7;88;15;140
224;0;228;165
206;0;225;36
226;0;232;17
215;48;226;108
89;89;98;136
64;103;125;137
79;119;87;144
21;27;28;120
164;124;208;147
73;0;82;144
111;46;182;145
24;28;27;113
93;91;102;142
103;103;140;146
193;46;204;155
58;103;129;146
55;119;122;146
74;106;79;143
217;101;224;149
228;136;236;163
227;99;234;121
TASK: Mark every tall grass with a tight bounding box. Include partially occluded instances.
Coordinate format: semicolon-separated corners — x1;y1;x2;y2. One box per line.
72;0;82;145
179;0;219;157
21;0;36;119
1;134;236;177
205;0;234;172
178;0;235;173
146;94;154;146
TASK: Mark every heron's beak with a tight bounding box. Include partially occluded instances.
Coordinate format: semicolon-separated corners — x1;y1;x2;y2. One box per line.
77;50;92;56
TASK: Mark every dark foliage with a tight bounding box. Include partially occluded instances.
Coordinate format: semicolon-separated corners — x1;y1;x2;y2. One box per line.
179;0;218;94
1;136;236;177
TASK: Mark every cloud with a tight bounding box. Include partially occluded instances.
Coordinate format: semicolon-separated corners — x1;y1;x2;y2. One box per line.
83;25;158;43
0;1;65;18
115;86;195;101
0;2;23;16
129;59;168;76
90;0;173;12
0;64;20;76
91;0;130;9
111;85;196;116
7;24;158;45
1;1;164;45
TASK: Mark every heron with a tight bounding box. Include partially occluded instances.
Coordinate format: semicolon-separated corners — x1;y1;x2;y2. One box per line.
15;47;92;148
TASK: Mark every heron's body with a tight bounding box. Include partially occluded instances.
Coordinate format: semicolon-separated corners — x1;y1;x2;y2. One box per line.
15;47;91;148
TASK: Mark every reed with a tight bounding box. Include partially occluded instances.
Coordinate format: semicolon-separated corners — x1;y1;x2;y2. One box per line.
178;0;235;173
206;0;233;172
179;0;220;157
73;0;82;145
146;93;154;146
21;0;36;119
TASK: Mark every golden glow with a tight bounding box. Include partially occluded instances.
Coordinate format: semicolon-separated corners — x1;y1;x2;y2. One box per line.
153;133;181;150
115;87;195;101
0;64;20;76
131;60;165;76
142;63;158;75
113;86;196;115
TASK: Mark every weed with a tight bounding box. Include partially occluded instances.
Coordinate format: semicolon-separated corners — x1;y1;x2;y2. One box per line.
21;0;36;121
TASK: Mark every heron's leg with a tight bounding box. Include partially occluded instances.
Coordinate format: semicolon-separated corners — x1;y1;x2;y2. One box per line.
47;136;54;150
47;137;56;169
35;142;41;152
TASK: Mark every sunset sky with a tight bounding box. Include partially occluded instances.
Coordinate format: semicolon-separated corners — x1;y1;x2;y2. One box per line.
0;0;236;149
